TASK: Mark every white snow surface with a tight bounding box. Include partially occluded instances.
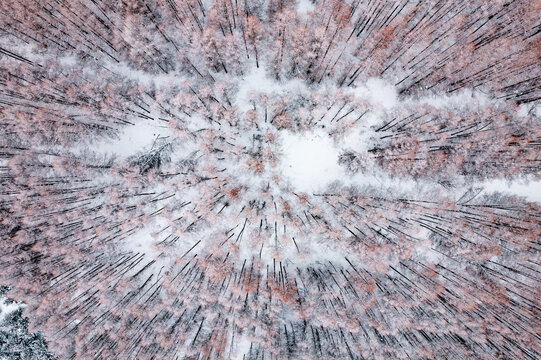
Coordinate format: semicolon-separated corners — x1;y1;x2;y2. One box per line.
234;66;308;113
94;120;170;158
280;129;343;193
232;336;253;360
350;78;399;109
480;178;541;203
297;0;315;16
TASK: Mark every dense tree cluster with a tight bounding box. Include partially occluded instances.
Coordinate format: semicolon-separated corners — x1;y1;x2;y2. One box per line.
0;0;539;359
0;286;55;360
344;104;540;181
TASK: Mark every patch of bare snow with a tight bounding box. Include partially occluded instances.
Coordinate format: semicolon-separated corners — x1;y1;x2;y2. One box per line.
234;65;308;113
232;335;253;360
280;129;342;193
350;78;399;110
93;119;170;158
297;0;315;16
408;87;493;110
480;178;541;203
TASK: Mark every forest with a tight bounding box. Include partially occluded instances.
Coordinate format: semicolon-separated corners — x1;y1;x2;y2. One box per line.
0;0;539;359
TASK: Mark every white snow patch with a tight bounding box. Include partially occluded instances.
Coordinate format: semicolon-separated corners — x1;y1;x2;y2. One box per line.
350;79;501;114
350;78;399;109
235;66;307;113
517;102;540;118
103;60;187;87
232;335;253;360
121;199;171;255
280;129;343;193
409;88;493;110
92;120;170;158
58;54;78;67
125;226;164;260
480;178;541;203
297;0;315;15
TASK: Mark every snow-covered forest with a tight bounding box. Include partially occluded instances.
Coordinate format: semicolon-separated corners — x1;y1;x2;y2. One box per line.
0;0;539;359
